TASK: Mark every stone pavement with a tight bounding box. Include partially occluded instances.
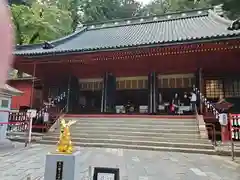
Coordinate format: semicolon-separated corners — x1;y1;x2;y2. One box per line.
0;143;240;180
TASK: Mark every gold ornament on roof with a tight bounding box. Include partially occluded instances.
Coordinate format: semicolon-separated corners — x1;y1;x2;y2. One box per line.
56;118;76;154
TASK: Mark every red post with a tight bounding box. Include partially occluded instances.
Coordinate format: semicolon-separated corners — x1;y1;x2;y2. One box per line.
219;113;230;142
221;124;230;142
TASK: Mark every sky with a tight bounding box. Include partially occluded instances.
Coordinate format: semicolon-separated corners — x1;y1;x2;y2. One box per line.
137;0;153;5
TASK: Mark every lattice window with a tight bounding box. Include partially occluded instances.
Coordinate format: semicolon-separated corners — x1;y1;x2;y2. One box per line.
158;77;195;88
79;81;102;91
224;79;240;97
205;80;224;98
116;79;147;90
1;99;9;108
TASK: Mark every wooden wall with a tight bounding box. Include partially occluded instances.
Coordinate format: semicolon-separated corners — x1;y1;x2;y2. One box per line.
8;80;32;109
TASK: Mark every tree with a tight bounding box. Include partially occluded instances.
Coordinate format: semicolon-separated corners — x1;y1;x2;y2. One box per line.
79;0;142;23
142;0;210;16
43;0;82;31
11;2;72;45
117;0;142;18
209;0;240;19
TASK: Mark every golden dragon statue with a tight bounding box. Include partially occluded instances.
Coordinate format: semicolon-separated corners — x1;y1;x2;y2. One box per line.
56;118;76;154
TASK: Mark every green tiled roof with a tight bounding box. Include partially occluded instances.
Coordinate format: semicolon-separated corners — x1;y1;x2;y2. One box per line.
14;8;240;56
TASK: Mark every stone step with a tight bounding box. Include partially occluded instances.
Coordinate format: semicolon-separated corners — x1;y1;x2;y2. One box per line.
6;131;44;137
7;136;42;142
43;133;206;144
70;127;199;134
73;122;198;130
50;131;200;139
39;140;216;155
42;136;213;149
67;118;197;125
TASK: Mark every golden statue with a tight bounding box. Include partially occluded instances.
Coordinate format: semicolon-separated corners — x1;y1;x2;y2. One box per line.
56;118;76;154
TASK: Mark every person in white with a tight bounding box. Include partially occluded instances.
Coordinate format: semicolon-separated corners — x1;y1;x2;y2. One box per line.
190;92;197;112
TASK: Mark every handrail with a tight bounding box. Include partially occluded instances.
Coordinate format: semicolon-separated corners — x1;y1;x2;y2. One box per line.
192;85;222;147
193;86;220;119
32;91;67;125
48;104;67;132
195;108;200;133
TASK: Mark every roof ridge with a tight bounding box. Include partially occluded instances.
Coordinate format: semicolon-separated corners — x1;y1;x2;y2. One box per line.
84;7;212;26
87;13;209;31
50;27;87;46
15;27;87;50
208;9;232;26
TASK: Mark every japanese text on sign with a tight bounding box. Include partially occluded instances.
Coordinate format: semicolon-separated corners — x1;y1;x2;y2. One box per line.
97;173;115;180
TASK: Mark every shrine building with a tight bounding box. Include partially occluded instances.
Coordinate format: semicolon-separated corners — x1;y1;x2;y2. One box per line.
13;7;240;114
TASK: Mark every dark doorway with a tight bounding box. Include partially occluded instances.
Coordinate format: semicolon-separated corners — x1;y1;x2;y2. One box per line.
116;89;148;113
160;88;191;103
78;91;102;113
159;88;192;114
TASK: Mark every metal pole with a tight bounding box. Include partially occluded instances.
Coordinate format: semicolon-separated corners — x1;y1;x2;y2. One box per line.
25;64;36;147
28;116;33;145
66;75;71;113
30;63;36;108
230;114;235;161
231;137;235;161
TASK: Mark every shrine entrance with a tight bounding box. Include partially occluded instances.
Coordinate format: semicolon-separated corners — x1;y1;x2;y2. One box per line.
78;78;102;114
115;76;148;114
78;91;102;114
157;74;196;114
115;89;148;113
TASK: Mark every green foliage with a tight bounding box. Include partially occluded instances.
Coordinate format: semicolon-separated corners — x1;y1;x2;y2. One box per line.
142;0;210;16
11;2;72;45
79;0;142;23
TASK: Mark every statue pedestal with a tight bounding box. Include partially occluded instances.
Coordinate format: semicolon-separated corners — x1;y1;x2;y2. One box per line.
44;151;80;180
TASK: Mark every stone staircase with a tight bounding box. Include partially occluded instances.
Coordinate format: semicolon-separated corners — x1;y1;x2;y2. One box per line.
40;116;216;155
